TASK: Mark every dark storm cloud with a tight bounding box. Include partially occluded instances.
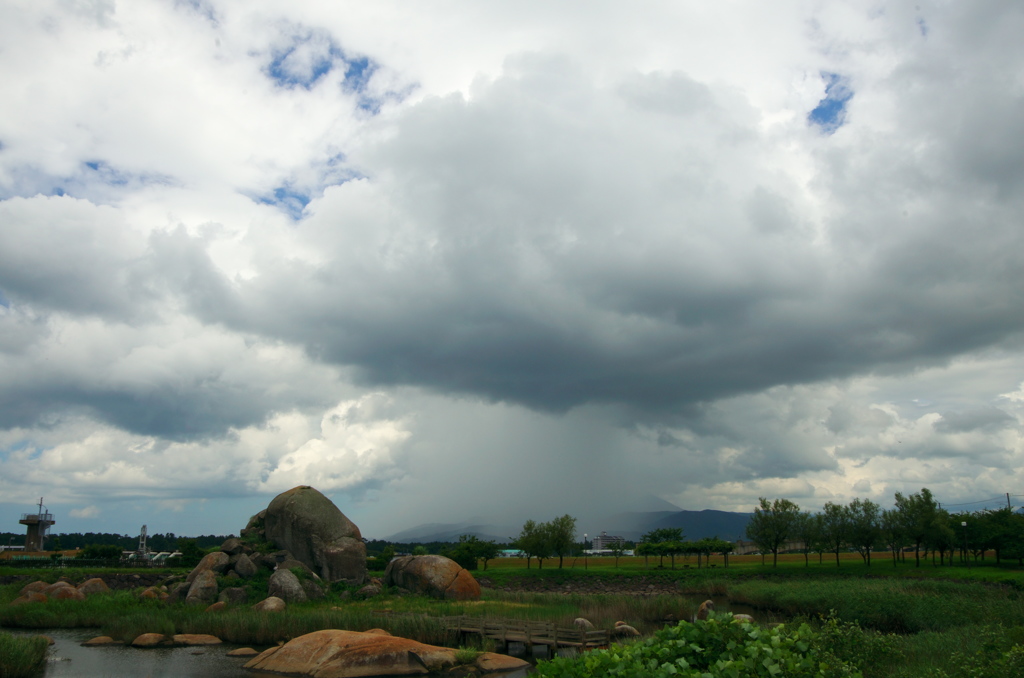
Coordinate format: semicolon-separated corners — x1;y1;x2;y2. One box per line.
935;407;1016;434
179;55;1024;422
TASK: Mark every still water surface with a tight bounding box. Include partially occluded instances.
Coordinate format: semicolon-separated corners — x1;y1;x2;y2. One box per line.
13;629;256;678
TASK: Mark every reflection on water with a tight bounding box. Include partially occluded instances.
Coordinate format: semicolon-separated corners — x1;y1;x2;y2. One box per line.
9;629;256;678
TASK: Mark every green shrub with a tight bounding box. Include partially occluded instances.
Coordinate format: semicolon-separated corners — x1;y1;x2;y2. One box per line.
535;614;860;678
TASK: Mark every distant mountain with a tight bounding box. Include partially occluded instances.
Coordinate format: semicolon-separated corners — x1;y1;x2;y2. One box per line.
385;522;519;544
386;509;751;544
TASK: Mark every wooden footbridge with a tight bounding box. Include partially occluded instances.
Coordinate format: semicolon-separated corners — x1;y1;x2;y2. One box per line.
443;615;611;651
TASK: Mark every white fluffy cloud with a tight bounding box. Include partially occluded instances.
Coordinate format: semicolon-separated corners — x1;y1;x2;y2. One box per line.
2;0;1023;536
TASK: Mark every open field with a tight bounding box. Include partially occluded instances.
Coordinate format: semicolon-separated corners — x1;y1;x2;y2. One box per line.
3;558;1024;677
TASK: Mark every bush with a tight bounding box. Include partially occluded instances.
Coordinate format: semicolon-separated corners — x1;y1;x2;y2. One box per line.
535;614;860;678
79;544;123;560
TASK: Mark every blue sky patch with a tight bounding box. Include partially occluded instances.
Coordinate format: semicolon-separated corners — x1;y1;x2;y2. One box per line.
265;28;379;96
256;186;311;219
0;288;9;308
808;72;853;134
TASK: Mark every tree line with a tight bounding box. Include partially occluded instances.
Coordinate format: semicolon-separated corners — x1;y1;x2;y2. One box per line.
746;489;1024;567
634;527;735;568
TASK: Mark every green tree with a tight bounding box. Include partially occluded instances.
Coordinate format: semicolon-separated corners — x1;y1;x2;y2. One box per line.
516;520;552;569
745;497;800;567
895;488;939;567
443;535;499;570
818;501;850;567
793;511;818;567
880;508;904;567
607;537;628;568
547;515;577;569
846;498;881;566
640;527;685;568
79;543;122;560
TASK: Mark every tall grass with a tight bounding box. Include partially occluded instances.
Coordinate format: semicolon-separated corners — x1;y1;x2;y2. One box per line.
0;632;49;678
726;577;1024;633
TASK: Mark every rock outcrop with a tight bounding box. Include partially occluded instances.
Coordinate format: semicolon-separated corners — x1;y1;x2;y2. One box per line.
383;555;481;600
247;486;367;584
244;629;529;677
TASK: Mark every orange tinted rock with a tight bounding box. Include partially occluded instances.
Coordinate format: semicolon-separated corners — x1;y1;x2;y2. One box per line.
364;628;391;635
19;581;48;596
37;635;55;646
243;629;458;677
139;586;168;601
42;581;74;596
384;555;481;601
173;634;223;646
252;596;286;612
475;652;531;673
226;647;259;657
50;586;86;601
10;592;48;606
132;633;170;647
205;601;227;612
77;578;111;596
82;636;119;646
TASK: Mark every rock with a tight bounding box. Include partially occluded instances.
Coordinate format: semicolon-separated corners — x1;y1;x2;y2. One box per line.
612;622;640;637
383;555;481;601
261;486;367;583
573;617;595;630
140;586;169;601
42;581;74;596
696;600;714;621
186;551;230;584
205;601;227;612
167;582;190;603
172;634;222;646
10;592;48;606
19;581;48;596
232;553;258;578
51;586;86;601
268;569;308;604
356;583;382;599
227;647;259;657
37;635;55;645
132;633;170;648
77;578;111;596
218;587;248;606
186;569;219;606
475;652;531;673
252;596;286;612
732;613;755;623
220;538;245;556
241;509;267;540
243;629;459;676
81;636;119;646
364;629;391;636
302;578;326;601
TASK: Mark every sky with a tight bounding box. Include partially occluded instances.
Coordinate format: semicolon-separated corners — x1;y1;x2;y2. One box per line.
2;0;1024;541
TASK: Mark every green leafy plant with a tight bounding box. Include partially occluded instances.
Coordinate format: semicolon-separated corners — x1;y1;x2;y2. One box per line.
536;614;860;678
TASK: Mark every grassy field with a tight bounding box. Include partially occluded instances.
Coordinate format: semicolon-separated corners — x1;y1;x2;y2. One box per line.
3;556;1024;677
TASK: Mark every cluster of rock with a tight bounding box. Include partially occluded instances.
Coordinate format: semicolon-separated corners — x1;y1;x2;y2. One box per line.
10;578;110;604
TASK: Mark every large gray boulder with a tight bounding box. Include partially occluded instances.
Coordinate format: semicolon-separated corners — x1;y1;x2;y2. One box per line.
268;569;308;604
255;486;367;584
185;570;218;606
